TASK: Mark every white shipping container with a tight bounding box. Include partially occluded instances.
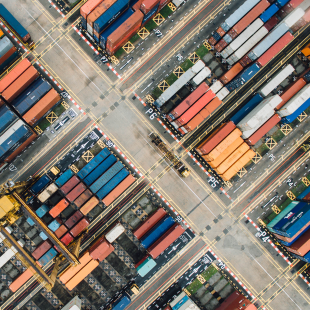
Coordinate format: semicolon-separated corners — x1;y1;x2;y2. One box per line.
0;120;25;145
170;292;187;308
216;87;229;100
259;64;295;97
172;0;185;7
210;80;223;93
87;23;93;36
278;84;310;117
179;300;193;310
37;183;58;203
105;223;125;243
61;296;81;310
283;8;305;27
0;239;24;268
192;67;211;86
183;303;200;310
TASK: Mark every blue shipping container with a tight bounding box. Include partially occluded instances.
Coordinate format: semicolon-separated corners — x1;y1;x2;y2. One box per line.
112;293;131;310
77;148;111;179
141;216;175;249
292;251;310;263
38;248;57;266
281;98;310;124
223;34;232;44
31;175;51;194
55;169;74;187
48;219;61;232
84;154;117;186
230;94;263;124
173;296;189;310
240;63;260;83
96;168;129;199
13;78;51;115
36;204;50;218
137;257;157;277
100;9;135;48
278;226;310;246
0;51;19;72
26;217;35;226
93;0;130;39
142;3;159;24
225;82;236;92
90;161;124;193
297;186;310;200
259;4;279;23
81;17;87;29
276;0;289;8
212;32;221;42
0;4;30;42
39;231;48;240
0;106;17;135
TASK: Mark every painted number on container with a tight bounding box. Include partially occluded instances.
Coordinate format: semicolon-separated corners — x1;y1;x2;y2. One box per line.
145;108;157;120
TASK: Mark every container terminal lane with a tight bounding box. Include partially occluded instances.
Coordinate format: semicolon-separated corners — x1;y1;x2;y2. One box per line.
0;1;309;310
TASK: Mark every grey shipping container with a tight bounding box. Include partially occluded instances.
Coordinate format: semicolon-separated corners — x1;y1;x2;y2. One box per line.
0;37;13;58
0;106;17;135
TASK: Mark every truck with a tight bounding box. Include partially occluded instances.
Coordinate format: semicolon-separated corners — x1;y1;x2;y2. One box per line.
105;222;125;243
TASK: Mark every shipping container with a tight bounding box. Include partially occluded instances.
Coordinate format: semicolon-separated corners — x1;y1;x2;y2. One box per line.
77;148;111;179
26;217;35;226
38;248;57;266
285;229;310;256
65;259;99;291
102;174;135;206
80;196;99;215
61;297;81;310
2;66;39;102
141;0;160;14
30;175;51;194
0;51;19;74
280;97;310;124
84;154;117;186
48;219;61;232
148;224;184;258
155;60;205;108
0;4;31;42
259;64;295;97
209;80;223;93
70;218;90;237
12;78;51;116
55;224;68;238
142;3;160;25
0;106;18;135
259;3;279;22
220;149;255;181
37;183;58;203
171;0;184;6
111;293;131;310
0;46;17;66
141;216;175;249
49;198;69;218
275;224;310;246
39;232;48;240
157;0;170;11
105;222;125;243
257;32;294;67
220;63;243;85
276;0;290;7
22;89;61;126
61;232;74;246
61;176;80;195
191;67;211;86
97;241;114;261
80;0;105;20
203;128;242;161
9;267;35;292
74;189;92;209
216;87;230;101
170;293;187;308
246;114;281;145
278;2;295;19
32;240;52;260
196;122;236;156
283;7;305;27
66;183;87;202
89;236;110;259
172;296;189;310
297;186;310;200
137;256;157;277
134;208;167;239
55;169;74;187
181;97;222;134
65;211;83;229
172;90;215;128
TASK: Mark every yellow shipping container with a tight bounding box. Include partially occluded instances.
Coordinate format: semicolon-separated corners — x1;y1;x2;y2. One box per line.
220;149;256;181
301;44;310;57
204;128;242;161
215;143;250;175
205;137;243;168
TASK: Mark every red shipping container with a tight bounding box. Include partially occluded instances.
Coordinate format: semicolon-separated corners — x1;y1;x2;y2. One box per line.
74;189;92;208
66;183;87;202
196;121;236;156
133;0;143;11
290;0;305;7
98;243;114;261
215;291;245;310
148;224;185;258
167;83;209;121
215;39;227;52
61;232;74;246
70;218;90;237
285;229;310;256
277;3;294;19
32;240;52;260
0;47;17;66
216;27;225;37
220;63;243;84
278;78;306;109
133;208;167;239
2;66;39;102
245;114;281;146
264;16;279;32
61;176;80;195
65;211;83;229
87;0;116;29
257;32;293;67
89;236;109;259
208;36;217;46
55;224;68;238
80;0;104;19
0;58;31;93
157;0;170;11
134;254;149;268
49;198;69;218
226;28;238;40
141;0;160;14
239;55;253;67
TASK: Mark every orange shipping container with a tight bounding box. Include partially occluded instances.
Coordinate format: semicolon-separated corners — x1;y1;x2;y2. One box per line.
23;89;61;126
59;252;92;284
215;143;250;175
2;66;39;102
89;236;114;261
80;0;104;20
206;137;243;168
220;63;243;85
80;196;99;215
203;128;242;161
9;266;35;292
49;198;69;218
87;0;116;29
65;259;99;291
102;175;136;206
220;149;255;181
0;58;31;93
98;243;114;261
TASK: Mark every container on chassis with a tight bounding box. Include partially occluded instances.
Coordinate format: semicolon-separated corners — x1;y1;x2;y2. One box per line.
155;60;205;108
61;176;80;195
105;222;125;243
148;224;185;258
285;229;310;256
32;240;52;260
140;216;175;249
70;218;90;237
102;174;135;206
246;114;281;145
77;148;111;179
74;189;92;208
181;97;222;134
84;154;117;186
134;208;167;239
38;248;57;266
55;169;74;187
80;196;99;215
66;183;87;202
220;63;243;85
23;89;61;126
191;67;211;86
37;183;58;203
280;98;310;124
65;211;83;229
0;106;18;135
196;121;236;156
2;66;39;102
259;64;295;97
220;149;255;181
172;90;215;128
30;175;50;195
55;224;68;238
257;32;294;68
80;0;105;20
49;198;70;218
137;256;157;277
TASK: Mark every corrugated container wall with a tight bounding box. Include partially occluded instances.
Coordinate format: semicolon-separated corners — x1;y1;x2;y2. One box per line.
80;0;104;19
